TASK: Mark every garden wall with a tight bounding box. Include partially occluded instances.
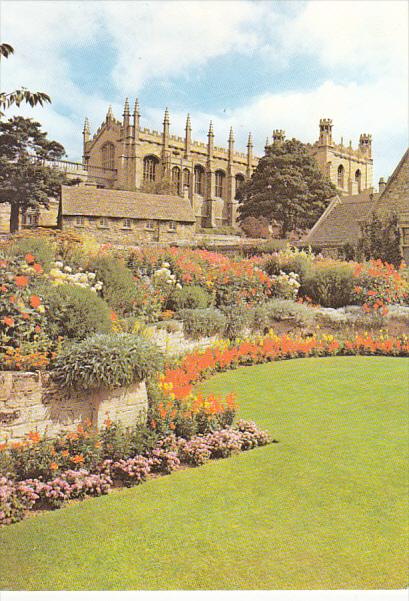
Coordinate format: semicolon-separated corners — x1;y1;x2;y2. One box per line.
0;371;148;443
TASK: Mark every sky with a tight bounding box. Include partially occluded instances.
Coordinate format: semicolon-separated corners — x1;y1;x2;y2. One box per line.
1;0;408;184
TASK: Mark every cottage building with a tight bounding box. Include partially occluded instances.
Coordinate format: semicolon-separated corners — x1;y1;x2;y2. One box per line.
60;185;196;244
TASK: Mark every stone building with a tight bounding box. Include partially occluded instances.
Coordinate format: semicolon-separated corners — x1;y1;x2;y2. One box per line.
304;148;408;260
60;184;196;244
83;100;255;229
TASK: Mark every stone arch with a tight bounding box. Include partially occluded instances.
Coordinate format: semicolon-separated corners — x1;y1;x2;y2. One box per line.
183;168;191;193
101;142;115;170
337;164;345;189
234;173;245;200
171;166;181;195
143;155;160;182
355;169;362;193
194;164;205;195
215;169;226;199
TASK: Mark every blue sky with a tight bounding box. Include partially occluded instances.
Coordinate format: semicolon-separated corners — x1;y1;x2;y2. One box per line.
2;0;408;183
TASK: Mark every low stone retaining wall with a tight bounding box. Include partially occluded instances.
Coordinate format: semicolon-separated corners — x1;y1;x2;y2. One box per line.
0;371;148;443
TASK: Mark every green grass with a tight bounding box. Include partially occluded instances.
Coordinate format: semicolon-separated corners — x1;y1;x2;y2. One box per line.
0;356;408;590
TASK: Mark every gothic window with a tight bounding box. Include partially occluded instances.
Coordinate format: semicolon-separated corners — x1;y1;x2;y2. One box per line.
101;143;115;170
183;168;190;192
235;174;245;200
337;165;345;189
194;165;205;195
172;166;181;195
143;155;159;182
355;169;362;193
215;170;226;198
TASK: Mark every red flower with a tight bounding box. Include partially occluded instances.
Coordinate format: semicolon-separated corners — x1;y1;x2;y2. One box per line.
30;295;42;308
15;275;29;287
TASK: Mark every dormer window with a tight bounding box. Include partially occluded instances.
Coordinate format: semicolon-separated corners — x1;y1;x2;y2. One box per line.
75;216;85;226
145;220;155;230
123;218;132;229
168;221;177;232
99;217;109;228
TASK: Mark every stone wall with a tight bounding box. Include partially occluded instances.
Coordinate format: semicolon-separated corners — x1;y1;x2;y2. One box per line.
0;371;148;443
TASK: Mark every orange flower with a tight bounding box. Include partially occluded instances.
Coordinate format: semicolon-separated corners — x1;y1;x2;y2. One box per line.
61;449;69;457
104;417;112;428
71;454;85;464
30;295;42;308
21;313;30;319
9;295;16;304
15;275;29;287
50;462;59;470
3;316;15;327
34;325;42;333
110;311;118;321
25;253;35;264
95;441;101;449
27;431;41;443
0;442;8;451
169;422;176;430
33;263;43;273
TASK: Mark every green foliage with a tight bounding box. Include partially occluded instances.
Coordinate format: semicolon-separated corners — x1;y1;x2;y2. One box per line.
9;236;56;269
0;117;69;232
263;247;313;282
300;263;355;308
238;139;336;237
178;308;226;339
39;284;112;340
249;299;316;331
0;44;51;117
89;255;139;316
219;304;251;339
51;333;163;391
240;216;270;238
357;211;403;267
167;285;212;311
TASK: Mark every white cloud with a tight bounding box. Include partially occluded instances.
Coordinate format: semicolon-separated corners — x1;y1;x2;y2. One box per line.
1;0;407;181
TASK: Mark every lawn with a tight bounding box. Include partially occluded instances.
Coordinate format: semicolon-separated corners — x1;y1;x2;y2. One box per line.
0;356;408;590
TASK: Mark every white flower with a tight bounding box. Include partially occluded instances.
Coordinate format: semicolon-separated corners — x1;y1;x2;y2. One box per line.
64;266;72;273
162;262;170;268
54;261;63;269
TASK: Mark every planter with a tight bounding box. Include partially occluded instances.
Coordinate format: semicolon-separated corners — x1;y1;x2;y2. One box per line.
0;371;148;443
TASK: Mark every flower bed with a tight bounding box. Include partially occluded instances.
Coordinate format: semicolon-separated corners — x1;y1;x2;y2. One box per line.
0;419;270;525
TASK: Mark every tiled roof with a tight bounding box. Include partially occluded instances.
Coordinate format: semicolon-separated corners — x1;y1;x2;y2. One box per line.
305;191;378;247
374;148;409;215
61;186;196;223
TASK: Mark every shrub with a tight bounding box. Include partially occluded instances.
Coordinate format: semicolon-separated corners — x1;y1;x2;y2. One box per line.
9;236;56;269
219;304;251;339
178;308;226;339
89;255;139;316
104;456;151;487
249;299;317;331
0;477;39;525
300;262;355;307
240;216;270;239
51;333;163;391
263;247;313;282
167;285;212;311
39;284;112;340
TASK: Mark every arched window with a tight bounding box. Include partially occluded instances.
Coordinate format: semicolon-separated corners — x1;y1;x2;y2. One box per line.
183;168;190;192
143;155;159;182
101;143;115;170
355;169;362;193
337;164;345;189
194;165;205;195
171;166;181;195
215;170;226;198
235;174;245;200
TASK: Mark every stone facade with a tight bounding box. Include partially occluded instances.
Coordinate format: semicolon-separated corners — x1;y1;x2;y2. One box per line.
373;148;409;262
0;371;148;443
308;120;373;196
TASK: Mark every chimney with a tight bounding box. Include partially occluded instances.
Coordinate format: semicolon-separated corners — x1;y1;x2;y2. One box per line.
378;177;386;193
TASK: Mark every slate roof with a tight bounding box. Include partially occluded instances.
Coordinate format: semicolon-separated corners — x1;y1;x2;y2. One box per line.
304;191;378;247
61;185;196;223
373;148;409;215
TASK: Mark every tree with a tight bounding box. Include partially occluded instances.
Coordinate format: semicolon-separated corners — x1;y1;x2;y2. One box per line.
237;139;336;238
0;44;51;116
240;216;270;239
356;210;402;267
0;116;74;232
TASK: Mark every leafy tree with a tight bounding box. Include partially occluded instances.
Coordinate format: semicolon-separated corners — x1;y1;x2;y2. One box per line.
0;116;75;232
357;210;402;267
0;44;51;116
240;216;270;239
237;139;336;238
